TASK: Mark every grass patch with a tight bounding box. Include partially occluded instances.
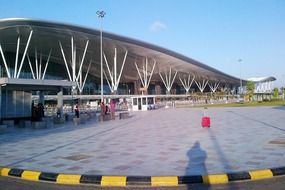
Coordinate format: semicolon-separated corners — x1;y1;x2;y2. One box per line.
179;100;285;108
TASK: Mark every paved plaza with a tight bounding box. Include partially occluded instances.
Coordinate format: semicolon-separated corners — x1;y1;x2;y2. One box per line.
1;106;285;176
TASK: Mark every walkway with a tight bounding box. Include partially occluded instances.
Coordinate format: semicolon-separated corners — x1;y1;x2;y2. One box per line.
1;106;285;176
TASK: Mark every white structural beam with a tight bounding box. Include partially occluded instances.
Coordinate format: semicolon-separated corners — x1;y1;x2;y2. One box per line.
26;54;35;79
103;48;128;93
39;53;42;80
116;50;128;88
42;49;52;79
208;81;220;93
59;37;91;92
35;48;39;79
135;57;156;91
103;70;112;92
59;41;72;81
14;36;20;78
0;44;11;78
79;60;92;93
195;79;209;93
0;30;33;79
179;73;195;93
76;40;89;82
16;30;33;78
159;68;177;93
27;48;52;80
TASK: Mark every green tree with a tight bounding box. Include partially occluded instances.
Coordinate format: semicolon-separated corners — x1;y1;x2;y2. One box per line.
273;88;279;99
246;81;255;101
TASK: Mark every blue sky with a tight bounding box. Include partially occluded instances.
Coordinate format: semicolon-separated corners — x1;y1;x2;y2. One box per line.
1;0;285;87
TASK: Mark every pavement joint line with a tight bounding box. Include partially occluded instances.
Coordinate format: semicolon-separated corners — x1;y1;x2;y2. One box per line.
1;166;285;186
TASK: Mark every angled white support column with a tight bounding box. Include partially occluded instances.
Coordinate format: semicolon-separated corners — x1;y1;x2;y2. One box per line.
14;36;20;78
59;41;72;81
35;48;39;79
76;40;89;82
16;30;33;78
42;49;52;79
135;57;156;91
103;48;128;93
195;79;209;93
26;54;35;79
179;74;195;93
0;44;11;78
59;37;91;92
159;68;177;93
0;30;33;78
39;53;42;80
103;69;112;92
27;48;52;80
223;83;230;93
208;81;220;93
79;60;92;93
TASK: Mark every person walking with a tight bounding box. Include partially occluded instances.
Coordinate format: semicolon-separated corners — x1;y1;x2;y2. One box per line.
100;101;106;121
74;103;79;118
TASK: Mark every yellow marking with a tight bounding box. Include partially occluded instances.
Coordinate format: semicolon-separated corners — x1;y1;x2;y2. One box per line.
21;170;40;181
203;174;228;184
151;176;178;186
101;176;126;186
0;168;10;176
249;169;273;180
56;174;81;184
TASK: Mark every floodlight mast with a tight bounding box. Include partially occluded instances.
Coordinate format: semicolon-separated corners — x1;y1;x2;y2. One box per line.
238;59;242;94
96;10;106;103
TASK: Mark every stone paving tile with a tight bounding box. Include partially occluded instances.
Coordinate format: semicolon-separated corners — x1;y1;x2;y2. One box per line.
1;107;285;176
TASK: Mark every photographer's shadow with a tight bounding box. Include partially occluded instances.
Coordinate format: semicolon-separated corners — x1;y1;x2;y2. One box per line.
185;141;208;176
182;141;208;189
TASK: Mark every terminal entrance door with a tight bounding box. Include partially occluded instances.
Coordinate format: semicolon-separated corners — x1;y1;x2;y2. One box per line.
138;98;142;110
131;96;155;111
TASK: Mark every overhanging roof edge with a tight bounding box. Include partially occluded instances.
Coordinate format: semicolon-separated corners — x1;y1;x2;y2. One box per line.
0;18;242;83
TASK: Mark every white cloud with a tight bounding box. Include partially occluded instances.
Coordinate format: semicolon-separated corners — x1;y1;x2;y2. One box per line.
149;21;167;32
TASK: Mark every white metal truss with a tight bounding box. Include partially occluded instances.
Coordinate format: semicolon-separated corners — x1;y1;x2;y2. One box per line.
208;81;220;93
222;83;230;93
179;73;195;93
159;68;178;93
103;47;128;93
59;36;90;92
0;30;33;78
135;57;156;91
195;79;209;93
255;81;273;93
77;59;92;93
26;48;52;80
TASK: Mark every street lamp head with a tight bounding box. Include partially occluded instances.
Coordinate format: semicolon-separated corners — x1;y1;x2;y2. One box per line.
96;11;106;18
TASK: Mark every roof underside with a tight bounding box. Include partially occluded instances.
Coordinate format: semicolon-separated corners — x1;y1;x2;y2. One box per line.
0;18;242;85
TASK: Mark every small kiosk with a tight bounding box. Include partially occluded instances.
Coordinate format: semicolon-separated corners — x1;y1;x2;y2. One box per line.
131;96;155;111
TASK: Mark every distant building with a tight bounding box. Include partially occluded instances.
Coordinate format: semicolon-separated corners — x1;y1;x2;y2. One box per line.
247;77;276;93
247;77;276;101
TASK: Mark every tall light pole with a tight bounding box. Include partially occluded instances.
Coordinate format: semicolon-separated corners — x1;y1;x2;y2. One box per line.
238;59;242;94
96;10;106;103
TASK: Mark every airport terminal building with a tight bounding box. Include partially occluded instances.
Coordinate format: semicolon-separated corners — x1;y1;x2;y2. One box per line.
0;18;251;120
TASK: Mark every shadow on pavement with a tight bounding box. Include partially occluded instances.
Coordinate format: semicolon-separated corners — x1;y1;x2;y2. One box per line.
272;105;285;111
185;141;208;190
